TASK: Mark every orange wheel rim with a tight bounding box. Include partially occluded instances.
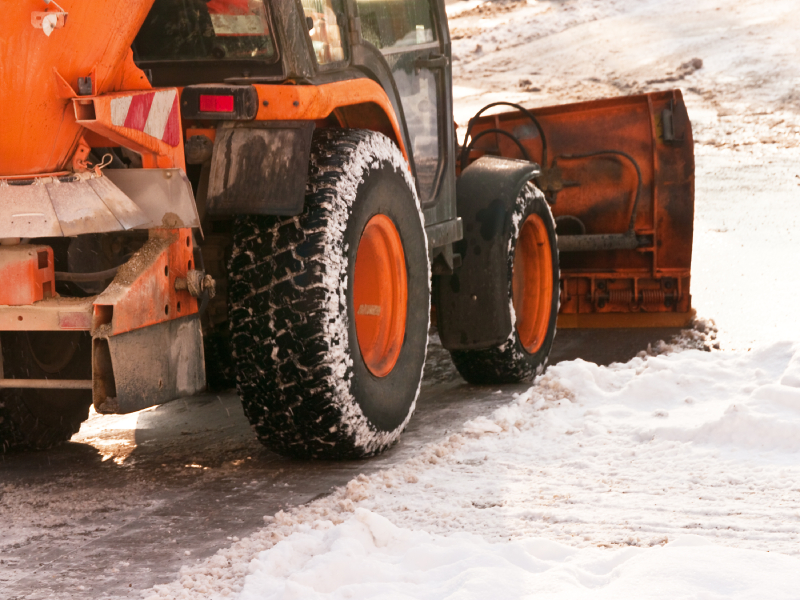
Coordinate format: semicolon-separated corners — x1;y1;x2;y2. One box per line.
512;214;554;354
353;214;408;377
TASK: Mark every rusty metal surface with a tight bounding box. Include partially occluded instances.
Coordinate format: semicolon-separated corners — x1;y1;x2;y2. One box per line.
104;169;201;229
93;228;199;337
0;296;95;331
463;90;694;325
92;314;206;414
557;231;641;252
557;311;695;329
0;379;93;389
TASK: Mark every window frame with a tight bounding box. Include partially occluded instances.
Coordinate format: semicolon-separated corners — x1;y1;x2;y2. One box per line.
132;1;284;86
297;0;351;72
355;0;439;55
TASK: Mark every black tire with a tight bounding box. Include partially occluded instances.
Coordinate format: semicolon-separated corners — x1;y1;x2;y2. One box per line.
450;184;559;384
0;331;93;453
227;129;430;459
203;328;236;391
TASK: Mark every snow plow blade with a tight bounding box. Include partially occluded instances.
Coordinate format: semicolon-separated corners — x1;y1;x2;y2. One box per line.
461;90;694;328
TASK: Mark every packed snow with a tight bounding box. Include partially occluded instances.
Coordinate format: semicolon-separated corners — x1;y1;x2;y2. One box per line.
145;340;800;599
238;511;800;600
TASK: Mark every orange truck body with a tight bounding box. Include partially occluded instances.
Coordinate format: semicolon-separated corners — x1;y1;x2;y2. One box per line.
0;0;155;177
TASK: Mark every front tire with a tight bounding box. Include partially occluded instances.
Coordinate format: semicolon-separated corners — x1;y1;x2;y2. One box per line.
227;130;430;458
450;184;559;384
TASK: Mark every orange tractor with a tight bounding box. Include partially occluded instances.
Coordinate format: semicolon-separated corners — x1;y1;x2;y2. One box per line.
0;0;694;457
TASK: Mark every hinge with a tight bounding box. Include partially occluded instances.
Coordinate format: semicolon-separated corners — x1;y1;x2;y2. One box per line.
348;16;361;46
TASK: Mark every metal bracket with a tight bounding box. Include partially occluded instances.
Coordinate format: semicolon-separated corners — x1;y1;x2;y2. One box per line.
414;53;449;74
31;9;67;36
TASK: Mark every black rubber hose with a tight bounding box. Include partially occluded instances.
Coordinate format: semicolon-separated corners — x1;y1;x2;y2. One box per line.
461;101;548;170
460;129;532;171
54;266;119;282
555;150;644;232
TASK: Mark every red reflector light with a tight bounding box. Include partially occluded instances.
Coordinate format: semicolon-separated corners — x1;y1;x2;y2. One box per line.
199;95;235;113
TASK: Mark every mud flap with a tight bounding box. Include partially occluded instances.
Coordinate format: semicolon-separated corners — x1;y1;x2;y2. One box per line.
435;156;540;351
92;314;206;414
206;122;315;216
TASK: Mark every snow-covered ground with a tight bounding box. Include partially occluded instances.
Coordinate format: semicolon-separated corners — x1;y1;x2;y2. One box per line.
139;1;800;598
145;341;800;599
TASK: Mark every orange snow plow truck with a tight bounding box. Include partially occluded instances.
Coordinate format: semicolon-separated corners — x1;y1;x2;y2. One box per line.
0;0;694;458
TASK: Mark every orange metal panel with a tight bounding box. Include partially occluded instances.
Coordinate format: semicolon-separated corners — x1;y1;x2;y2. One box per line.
73;90;186;171
253;79;407;160
557;310;696;329
0;246;55;306
186;128;217;143
93;228;198;337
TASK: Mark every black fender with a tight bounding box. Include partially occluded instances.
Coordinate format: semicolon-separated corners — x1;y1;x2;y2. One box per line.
435;156;541;351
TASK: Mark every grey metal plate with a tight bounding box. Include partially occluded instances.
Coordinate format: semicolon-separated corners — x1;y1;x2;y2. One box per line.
104;169;201;229
99;315;206;414
46;178;124;236
0;182;64;238
87;177;151;230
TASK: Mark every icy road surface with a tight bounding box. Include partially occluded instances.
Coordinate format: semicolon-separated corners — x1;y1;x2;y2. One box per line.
3;0;800;597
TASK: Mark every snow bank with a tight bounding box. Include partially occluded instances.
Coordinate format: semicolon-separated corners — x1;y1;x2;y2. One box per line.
239;508;800;600
144;341;800;599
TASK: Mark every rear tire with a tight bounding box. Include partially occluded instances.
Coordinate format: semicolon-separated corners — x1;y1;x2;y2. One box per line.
450;184;559;384
0;331;93;453
227;129;429;459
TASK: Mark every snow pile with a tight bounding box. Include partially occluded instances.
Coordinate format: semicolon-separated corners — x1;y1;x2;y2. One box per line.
144;341;800;599
239;508;800;600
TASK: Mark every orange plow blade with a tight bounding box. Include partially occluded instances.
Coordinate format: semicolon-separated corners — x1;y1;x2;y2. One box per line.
461;90;694;328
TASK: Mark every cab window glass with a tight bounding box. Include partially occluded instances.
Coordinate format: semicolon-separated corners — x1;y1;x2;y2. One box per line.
134;0;276;61
301;0;346;65
356;0;436;51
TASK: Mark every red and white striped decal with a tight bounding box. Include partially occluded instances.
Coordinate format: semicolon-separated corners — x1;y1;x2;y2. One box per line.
110;90;180;147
